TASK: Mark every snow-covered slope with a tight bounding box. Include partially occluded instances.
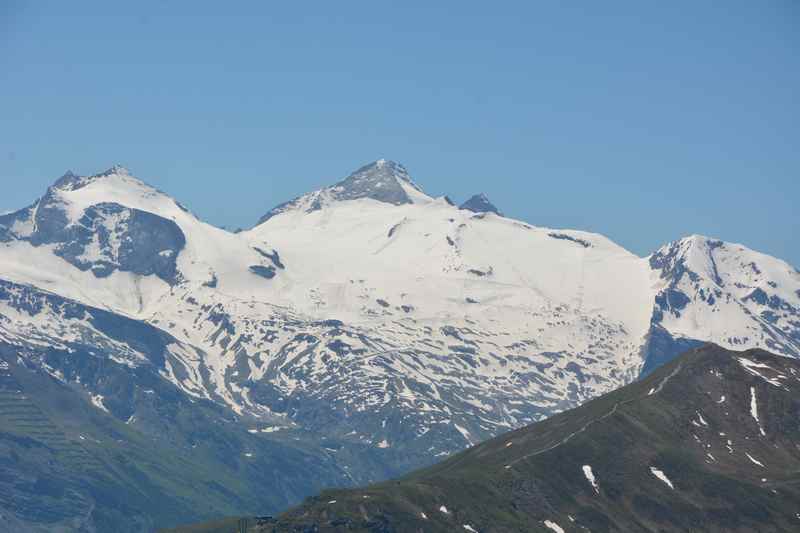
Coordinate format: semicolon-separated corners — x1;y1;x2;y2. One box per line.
1;160;798;476
0;166;284;317
646;235;800;369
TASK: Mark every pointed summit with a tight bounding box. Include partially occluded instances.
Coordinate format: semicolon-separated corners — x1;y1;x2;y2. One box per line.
460;193;501;216
97;164;131;177
257;159;431;224
332;159;424;205
52;170;80;189
39;166;196;225
51;165;136;192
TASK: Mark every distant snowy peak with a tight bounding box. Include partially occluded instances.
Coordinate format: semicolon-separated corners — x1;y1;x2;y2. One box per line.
31;166;200;228
651;235;723;280
651;234;799;293
648;234;800;359
0;167;191;285
0;167;287;307
37;167;189;227
52;165;133;192
459;193;501;216
256;159;432;224
344;159;424;196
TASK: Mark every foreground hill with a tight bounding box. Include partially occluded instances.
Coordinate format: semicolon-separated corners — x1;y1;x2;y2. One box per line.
235;345;800;532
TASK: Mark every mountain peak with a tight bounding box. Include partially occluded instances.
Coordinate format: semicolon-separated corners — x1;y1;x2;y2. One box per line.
460;193;501;215
679;234;722;248
38;166;194;225
52;170;79;189
51;165;137;192
334;159;423;200
343;158;418;189
652;233;724;259
256;159;430;224
97;164;131;177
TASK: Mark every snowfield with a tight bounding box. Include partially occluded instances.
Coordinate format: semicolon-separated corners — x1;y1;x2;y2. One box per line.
1;161;799;466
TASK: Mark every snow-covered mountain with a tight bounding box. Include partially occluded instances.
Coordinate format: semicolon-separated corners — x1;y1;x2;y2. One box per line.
644;235;800;373
1;160;798;483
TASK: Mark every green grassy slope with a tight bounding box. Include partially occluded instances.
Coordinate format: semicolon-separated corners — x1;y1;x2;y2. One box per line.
0;347;361;532
0;356;268;531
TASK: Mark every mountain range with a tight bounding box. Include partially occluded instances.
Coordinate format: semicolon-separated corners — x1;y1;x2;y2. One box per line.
0;160;798;531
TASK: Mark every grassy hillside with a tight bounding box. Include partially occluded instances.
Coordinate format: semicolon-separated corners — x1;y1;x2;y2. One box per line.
0;345;354;532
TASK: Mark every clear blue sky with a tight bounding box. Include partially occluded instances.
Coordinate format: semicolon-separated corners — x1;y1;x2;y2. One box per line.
1;1;798;265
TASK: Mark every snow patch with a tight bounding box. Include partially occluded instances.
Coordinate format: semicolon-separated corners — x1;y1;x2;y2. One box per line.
650;466;674;489
582;465;599;493
90;394;109;413
738;358;783;387
453;423;473;445
745;453;765;467
749;386;766;436
543;520;565;533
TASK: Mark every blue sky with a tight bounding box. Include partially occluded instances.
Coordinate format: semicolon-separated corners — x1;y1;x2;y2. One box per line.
1;1;798;265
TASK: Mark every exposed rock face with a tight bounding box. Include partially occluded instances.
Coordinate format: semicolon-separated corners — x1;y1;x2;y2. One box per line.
2;168;186;284
459;193;502;215
257;159;428;223
329;159;422;205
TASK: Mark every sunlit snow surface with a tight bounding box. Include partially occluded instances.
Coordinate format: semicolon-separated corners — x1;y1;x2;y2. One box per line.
543;520;565;533
1;165;799;460
582;465;599;493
